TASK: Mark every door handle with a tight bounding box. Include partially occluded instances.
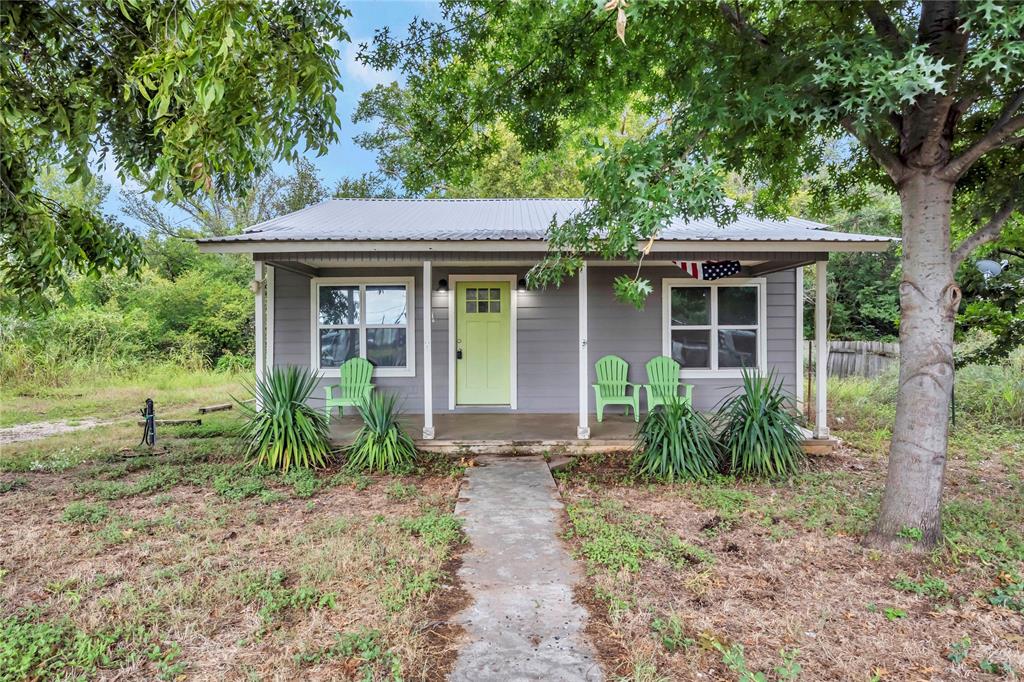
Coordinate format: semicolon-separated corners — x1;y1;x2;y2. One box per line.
456;349;464;360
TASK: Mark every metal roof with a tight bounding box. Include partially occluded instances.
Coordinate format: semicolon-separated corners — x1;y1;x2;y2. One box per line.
195;198;893;245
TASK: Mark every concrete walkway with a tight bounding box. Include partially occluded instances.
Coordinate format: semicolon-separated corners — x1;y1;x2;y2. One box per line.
449;456;602;681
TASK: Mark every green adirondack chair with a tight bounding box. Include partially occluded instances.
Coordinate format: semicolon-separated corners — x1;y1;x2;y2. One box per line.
643;356;693;411
592;355;641;422
324;357;374;423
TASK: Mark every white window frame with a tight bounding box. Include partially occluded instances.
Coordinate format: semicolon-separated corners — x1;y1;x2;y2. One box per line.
310;276;416;378
662;277;767;379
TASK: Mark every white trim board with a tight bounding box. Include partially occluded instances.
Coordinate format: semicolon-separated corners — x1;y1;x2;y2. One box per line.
309;276;416;379
199;239;892;254
446;274;519;411
661;277;768;379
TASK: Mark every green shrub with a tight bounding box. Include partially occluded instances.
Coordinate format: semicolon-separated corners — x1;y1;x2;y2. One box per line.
716;369;804;478
346;392;418;473
632;398;720;481
237;366;333;471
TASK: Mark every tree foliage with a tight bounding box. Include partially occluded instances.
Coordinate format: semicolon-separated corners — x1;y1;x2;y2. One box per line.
362;0;1024;547
1;0;350;311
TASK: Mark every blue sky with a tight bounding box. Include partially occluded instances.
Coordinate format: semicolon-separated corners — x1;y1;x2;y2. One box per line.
101;1;443;228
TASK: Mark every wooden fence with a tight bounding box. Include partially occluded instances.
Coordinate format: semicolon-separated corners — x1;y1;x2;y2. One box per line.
805;340;900;379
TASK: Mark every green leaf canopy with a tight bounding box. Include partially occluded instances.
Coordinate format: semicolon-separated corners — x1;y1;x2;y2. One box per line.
1;0;350;310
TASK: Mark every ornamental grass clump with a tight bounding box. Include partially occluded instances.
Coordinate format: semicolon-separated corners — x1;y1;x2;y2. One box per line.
633;397;720;481
237;366;333;471
346;392;418;473
716;369;804;478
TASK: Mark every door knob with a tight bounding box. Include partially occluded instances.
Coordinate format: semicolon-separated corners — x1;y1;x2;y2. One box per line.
456;349;463;359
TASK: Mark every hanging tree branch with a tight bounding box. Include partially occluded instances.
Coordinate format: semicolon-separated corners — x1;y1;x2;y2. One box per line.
951;196;1019;266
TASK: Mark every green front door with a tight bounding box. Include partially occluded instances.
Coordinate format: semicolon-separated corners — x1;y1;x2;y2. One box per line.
456;281;511;405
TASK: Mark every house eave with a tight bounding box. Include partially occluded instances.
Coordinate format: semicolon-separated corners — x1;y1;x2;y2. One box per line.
196;238;893;255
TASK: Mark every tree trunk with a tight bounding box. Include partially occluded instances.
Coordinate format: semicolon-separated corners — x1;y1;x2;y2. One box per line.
866;172;960;550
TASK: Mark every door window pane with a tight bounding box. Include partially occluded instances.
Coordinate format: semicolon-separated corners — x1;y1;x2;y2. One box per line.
319;286;359;325
671;287;710;325
367;328;407;367
364;285;407;325
319;329;358;367
671;329;711;368
466;288;477;300
718;329;758;368
490;288;500;300
719;286;758;325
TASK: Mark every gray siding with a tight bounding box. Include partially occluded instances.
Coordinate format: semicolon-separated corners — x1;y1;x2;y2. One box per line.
271;263;799;414
588;266;797;412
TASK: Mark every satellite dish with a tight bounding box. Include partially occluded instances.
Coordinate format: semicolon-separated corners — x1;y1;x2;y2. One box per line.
976;259;1009;281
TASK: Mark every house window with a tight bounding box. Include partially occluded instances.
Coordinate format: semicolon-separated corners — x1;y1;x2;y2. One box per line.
663;278;765;377
314;278;415;377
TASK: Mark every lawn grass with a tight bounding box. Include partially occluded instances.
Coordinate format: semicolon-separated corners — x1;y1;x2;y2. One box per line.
557;376;1024;680
0;409;467;680
0;366;245;428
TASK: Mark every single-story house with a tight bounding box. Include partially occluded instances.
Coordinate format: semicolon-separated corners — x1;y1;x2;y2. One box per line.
197;198;892;449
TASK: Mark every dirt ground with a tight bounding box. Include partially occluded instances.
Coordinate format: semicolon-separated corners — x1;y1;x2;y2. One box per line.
556;442;1024;681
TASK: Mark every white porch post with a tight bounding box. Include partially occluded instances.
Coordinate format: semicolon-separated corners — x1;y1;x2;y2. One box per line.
254;260;265;383
795;265;804;413
577;262;590;439
422;260;435;439
814;259;830;439
253;260;265;410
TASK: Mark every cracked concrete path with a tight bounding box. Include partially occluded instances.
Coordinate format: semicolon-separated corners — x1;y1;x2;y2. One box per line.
449;456;602;682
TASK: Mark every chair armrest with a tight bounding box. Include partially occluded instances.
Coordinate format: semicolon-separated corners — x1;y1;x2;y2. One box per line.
324;385;334;400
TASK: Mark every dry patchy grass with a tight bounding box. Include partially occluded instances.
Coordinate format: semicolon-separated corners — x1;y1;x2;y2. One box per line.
0;422;467;681
557;430;1024;681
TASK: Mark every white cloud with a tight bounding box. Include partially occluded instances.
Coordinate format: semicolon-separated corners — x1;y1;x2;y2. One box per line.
342;39;399;88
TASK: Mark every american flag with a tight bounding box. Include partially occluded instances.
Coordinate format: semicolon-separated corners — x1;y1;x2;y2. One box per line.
671;260;742;280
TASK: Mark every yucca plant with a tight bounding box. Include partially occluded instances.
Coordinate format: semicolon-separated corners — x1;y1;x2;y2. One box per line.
346;391;418;473
716;368;804;478
237;366;333;471
633;397;720;481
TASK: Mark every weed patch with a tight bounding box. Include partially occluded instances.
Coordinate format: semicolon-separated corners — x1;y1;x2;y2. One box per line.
566;499;712;573
62;501;111;524
890;574;950;599
399;511;462;552
380;566;439;613
0;611;126;679
236;569;337;628
294;629;402;679
0;477;27;494
283;468;320;498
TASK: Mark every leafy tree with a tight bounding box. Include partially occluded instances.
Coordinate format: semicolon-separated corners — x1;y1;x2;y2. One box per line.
364;1;1024;548
332;173;401;199
272;158;331;216
355;82;586;197
123;172;290;239
1;0;349;310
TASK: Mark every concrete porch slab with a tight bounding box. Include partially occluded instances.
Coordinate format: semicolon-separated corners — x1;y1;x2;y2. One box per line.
329;411;836;456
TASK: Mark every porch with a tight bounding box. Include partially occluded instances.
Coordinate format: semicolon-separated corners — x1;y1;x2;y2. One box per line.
328;411;836;455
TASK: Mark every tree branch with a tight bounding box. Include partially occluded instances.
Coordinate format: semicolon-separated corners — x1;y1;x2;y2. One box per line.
840;118;906;183
718;2;770;47
942;90;1024;180
864;1;909;54
951;197;1018;266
